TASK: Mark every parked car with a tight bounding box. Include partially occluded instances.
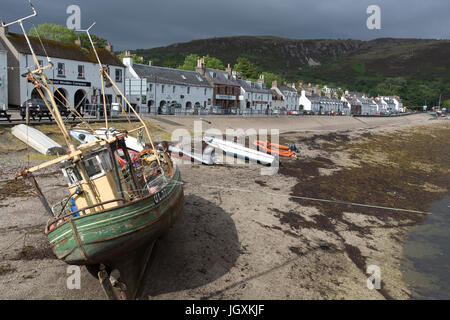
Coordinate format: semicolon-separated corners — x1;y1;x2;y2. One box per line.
272;109;281;115
21;98;71;121
20;98;44;120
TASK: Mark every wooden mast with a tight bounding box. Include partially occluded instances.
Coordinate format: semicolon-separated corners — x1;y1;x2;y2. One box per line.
77;23;164;171
1;3;100;211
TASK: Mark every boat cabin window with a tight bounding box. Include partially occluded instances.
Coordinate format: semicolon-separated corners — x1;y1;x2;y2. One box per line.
84;157;103;178
62;150;113;186
83;151;113;180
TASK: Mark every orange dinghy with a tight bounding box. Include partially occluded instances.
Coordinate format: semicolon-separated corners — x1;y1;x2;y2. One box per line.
253;140;297;158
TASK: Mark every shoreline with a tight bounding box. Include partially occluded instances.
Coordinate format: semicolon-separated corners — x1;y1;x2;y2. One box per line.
0;116;448;299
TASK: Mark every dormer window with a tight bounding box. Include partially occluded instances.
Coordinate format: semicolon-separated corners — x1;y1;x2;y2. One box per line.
181;75;186;80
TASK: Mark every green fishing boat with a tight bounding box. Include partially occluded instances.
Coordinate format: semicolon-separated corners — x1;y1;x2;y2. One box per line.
45;167;183;266
5;4;184;300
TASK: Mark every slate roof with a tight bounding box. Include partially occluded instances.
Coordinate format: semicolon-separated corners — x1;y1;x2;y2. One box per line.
0;41;5;51
3;32;123;66
237;79;270;93
306;94;343;104
133;64;212;87
204;68;240;86
346;97;361;105
271;89;284;100
278;85;297;93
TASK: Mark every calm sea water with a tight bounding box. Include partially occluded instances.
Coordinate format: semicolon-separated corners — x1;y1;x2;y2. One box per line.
401;196;450;299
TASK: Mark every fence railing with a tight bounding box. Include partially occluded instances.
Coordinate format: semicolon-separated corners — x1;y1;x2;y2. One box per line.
79;104;357;118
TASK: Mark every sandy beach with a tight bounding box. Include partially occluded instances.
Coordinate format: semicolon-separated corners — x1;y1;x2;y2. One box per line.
0;113;448;299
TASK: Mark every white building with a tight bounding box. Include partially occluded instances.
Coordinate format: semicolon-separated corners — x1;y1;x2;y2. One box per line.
0;42;7;110
237;75;272;114
380;96;404;113
0;28;125;109
299;90;312;112
271;81;299;111
123;53;213;114
300;90;348;115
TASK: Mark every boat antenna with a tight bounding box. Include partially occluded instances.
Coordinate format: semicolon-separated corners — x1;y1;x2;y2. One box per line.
75;23;164;171
76;22;110;135
0;1;73;149
1;1;41;70
32;24;52;65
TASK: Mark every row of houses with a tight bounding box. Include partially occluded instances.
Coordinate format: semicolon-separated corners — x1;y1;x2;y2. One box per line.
0;27;300;114
298;83;405;115
0;28;403;116
124;53;300;114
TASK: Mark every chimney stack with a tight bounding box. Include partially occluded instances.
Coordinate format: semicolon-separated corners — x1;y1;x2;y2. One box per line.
75;37;82;47
272;80;278;89
258;74;265;85
105;42;113;52
122;50;133;67
225;63;232;75
148;61;153;66
195;57;206;76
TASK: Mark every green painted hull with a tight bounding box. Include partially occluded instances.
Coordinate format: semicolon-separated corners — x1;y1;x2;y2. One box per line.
47;168;184;265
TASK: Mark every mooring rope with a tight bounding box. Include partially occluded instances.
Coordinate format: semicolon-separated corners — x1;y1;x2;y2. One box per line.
170;180;434;215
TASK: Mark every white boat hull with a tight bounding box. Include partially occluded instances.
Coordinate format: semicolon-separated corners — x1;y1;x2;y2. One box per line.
12;124;65;155
203;136;276;165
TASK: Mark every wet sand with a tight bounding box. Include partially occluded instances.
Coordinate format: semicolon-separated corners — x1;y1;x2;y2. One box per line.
0;114;448;299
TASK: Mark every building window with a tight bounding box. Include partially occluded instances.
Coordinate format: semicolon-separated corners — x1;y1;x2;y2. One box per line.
173;86;176;93
115;69;122;82
149;84;153;91
162;85;165;93
38;60;43;68
78;65;85;79
187;87;190;94
204;88;207;95
57;63;65;77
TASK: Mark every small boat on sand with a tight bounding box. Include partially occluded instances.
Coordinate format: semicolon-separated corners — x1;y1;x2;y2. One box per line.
203;136;277;165
253;140;297;158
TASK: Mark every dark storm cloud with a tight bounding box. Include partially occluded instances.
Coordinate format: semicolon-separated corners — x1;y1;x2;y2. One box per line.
1;0;449;50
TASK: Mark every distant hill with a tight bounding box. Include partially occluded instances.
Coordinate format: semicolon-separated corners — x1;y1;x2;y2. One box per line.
131;36;450;106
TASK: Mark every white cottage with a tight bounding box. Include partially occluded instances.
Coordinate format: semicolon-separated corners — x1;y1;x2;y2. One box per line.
237;75;272;114
0;27;125;110
123;54;214;114
271;81;299;112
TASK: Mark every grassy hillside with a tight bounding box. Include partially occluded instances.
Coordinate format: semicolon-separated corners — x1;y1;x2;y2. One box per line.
131;36;450;106
133;36;362;73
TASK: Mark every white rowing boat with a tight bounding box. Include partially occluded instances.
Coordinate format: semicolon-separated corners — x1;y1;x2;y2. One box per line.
203;136;276;165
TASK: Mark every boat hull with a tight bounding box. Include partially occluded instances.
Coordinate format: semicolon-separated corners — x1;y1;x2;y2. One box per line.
47;168;184;265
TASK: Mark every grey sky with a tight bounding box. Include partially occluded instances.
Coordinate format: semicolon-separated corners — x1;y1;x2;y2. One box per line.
1;0;449;51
